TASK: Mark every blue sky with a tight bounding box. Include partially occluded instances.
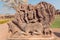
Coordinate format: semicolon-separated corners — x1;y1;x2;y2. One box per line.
0;0;60;14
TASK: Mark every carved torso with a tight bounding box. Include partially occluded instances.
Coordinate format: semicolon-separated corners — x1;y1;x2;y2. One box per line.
27;11;34;20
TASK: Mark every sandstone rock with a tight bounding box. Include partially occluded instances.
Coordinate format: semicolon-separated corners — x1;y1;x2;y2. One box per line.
7;2;56;38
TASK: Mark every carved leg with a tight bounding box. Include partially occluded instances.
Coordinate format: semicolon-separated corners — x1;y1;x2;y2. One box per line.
33;28;42;35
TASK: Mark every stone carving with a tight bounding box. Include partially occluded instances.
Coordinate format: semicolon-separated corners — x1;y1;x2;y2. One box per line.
25;5;37;23
24;22;43;35
7;2;56;37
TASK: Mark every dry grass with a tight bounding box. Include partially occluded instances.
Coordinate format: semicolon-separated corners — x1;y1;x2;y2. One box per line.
51;15;60;28
0;18;14;24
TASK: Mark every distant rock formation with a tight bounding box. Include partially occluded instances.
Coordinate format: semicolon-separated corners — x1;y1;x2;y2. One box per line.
0;14;14;19
55;10;60;15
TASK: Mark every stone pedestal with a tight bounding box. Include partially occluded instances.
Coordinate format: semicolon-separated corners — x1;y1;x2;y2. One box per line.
8;33;56;40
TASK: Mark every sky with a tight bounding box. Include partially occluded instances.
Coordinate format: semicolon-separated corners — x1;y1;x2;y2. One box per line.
0;0;60;14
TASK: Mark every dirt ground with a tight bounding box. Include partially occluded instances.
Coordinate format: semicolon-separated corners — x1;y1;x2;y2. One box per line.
0;24;60;40
0;24;9;40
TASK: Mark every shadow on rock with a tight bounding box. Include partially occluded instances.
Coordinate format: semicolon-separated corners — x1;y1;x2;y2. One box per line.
54;32;60;37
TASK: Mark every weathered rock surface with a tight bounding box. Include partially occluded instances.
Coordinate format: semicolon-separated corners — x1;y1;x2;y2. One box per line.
7;2;56;39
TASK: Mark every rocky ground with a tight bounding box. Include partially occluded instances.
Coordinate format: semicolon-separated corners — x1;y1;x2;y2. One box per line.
0;24;60;40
